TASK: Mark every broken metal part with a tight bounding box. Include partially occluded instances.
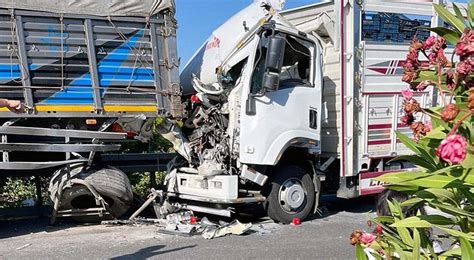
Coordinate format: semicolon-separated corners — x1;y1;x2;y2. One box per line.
129;188;161;220
202;220;252;239
240;165;268;186
155;119;193;162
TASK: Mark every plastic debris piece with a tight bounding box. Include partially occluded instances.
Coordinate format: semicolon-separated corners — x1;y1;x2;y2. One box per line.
16;243;32;250
202;220;252;239
189;216;198;225
165;210;194;224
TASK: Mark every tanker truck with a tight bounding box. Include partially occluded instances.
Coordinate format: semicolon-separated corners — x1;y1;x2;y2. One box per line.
1;0;443;223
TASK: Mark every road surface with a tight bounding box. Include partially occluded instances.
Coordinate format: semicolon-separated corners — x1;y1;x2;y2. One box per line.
0;197;375;259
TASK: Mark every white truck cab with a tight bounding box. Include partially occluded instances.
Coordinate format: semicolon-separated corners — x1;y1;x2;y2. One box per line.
165;1;324;223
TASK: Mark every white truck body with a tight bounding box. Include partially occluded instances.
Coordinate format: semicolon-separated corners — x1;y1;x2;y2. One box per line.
282;0;464;196
163;0;465;221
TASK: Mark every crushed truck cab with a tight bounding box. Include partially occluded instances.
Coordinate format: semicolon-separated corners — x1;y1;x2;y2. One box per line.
163;1;324;223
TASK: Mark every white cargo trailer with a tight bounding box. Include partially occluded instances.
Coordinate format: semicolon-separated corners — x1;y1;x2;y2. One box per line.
282;0;464;197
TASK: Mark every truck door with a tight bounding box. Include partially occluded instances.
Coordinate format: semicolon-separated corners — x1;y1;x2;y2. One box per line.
239;31;323;165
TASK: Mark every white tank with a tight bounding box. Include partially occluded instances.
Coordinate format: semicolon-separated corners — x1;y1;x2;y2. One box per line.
180;0;287;95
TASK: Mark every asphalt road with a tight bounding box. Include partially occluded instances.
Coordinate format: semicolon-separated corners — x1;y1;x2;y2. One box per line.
0;196;375;260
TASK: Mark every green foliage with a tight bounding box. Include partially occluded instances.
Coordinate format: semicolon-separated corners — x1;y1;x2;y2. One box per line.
355;3;474;259
128;171;166;198
0;177;50;208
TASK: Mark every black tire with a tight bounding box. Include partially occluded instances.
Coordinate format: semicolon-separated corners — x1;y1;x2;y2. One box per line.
49;164;133;222
376;189;418;217
264;165;315;224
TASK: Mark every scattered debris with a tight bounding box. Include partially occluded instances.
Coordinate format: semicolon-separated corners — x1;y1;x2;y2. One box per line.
16;243;32;251
250;222;280;236
165;211;194;224
202;220;252;239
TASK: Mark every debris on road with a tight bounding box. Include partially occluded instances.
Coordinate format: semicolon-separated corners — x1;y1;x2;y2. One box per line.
15;243;32;251
202;220;252;239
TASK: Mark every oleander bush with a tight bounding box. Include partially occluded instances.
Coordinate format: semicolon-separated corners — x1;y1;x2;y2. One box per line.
352;3;474;259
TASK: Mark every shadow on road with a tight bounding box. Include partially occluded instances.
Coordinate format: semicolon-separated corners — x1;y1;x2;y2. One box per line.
111;245;196;259
0;194;376;239
0;217;89;240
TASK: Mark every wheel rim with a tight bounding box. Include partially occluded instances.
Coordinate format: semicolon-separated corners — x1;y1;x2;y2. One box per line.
279;178;307;213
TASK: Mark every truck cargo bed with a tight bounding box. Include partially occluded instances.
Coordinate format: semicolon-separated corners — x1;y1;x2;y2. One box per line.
0;7;181;117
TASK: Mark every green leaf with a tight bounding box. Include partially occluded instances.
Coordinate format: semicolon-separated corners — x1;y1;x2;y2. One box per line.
388;199;405;220
468;3;474;27
387;184;422;193
429;201;474;218
461;151;474;168
394;131;440;170
415;188;458;205
400;197;425;207
460;237;474;260
405;174;473;189
391;215;455;228
373;216;395;224
413;228;421;260
355;244;367;260
437;226;474;241
439;247;462;258
391;155;437;171
459;188;474;205
424;27;460;45
376;171;430;185
439;247;461;259
453;4;467;27
396;131;420;154
434;3;466;33
423;127;448;140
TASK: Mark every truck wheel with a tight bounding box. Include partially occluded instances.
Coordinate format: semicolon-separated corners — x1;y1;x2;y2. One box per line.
49;165;133;222
265;165;315;224
376;189;418;217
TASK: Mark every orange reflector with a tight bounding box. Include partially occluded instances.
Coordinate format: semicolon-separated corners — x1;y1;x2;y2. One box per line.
86;119;97;125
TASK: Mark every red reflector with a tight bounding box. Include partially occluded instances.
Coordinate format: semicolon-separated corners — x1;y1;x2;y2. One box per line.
111;123;124;132
190;95;200;103
126;132;137;139
189;216;198;225
291;217;301;226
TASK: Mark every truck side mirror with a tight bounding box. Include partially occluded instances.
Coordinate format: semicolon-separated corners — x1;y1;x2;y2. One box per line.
262;72;280;91
265;36;286;72
263;35;286;92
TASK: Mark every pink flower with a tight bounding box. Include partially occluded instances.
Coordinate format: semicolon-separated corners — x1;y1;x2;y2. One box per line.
401;88;413;100
446;71;456;90
425;121;432;131
375;225;383;235
436;134;468;164
406;49;419;63
455;29;474;59
360;233;377;245
400;114;415;126
423;36;436;50
415;80;432;91
456;60;473;78
428;52;437;64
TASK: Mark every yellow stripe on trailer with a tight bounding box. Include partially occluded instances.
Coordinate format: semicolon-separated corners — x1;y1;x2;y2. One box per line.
104;105;157;112
36;105;95;112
